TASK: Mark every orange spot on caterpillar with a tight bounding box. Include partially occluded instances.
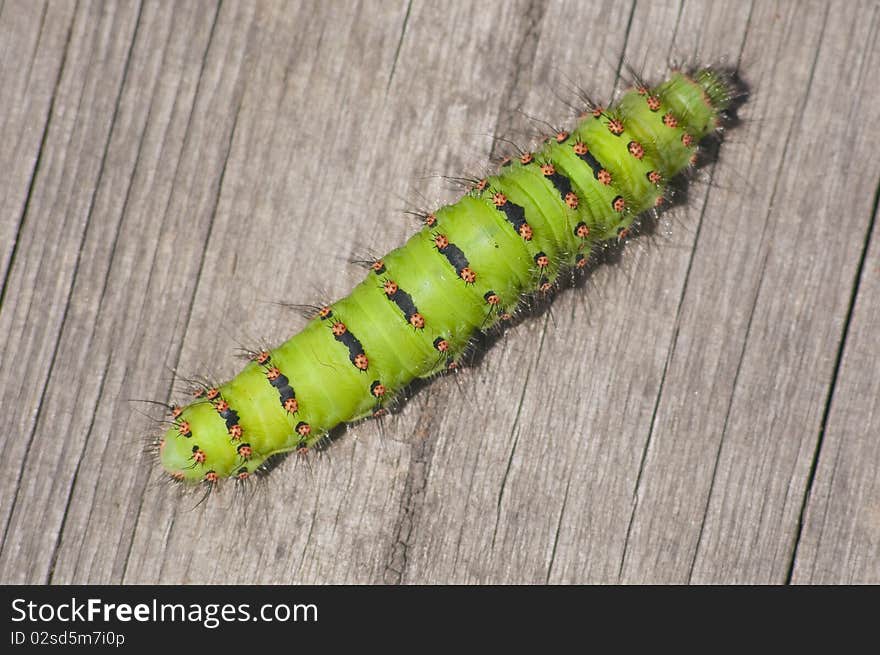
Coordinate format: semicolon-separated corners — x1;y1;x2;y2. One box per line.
191;446;206;464
628;141;644;159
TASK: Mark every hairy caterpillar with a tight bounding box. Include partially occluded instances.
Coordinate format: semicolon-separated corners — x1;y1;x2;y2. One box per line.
158;67;742;486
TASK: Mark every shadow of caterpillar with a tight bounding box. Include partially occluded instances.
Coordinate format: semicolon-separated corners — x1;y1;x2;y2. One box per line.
158;67;745;487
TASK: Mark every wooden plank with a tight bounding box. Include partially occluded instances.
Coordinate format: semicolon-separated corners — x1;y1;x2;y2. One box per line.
0;0;75;297
1;0;876;584
684;0;880;583
617;0;880;584
791;199;880;584
396;0;736;584
127;0;533;585
43;0;250;584
0;0;142;584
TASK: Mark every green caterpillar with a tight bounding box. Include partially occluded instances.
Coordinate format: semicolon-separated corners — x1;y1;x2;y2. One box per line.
159;67;738;485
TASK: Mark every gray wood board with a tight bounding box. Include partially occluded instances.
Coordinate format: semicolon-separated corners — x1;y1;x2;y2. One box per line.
0;0;877;584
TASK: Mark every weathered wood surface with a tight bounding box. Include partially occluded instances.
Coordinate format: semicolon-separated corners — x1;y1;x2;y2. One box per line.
0;0;877;584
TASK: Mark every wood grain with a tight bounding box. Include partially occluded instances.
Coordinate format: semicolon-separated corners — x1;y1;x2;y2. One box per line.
0;0;877;584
